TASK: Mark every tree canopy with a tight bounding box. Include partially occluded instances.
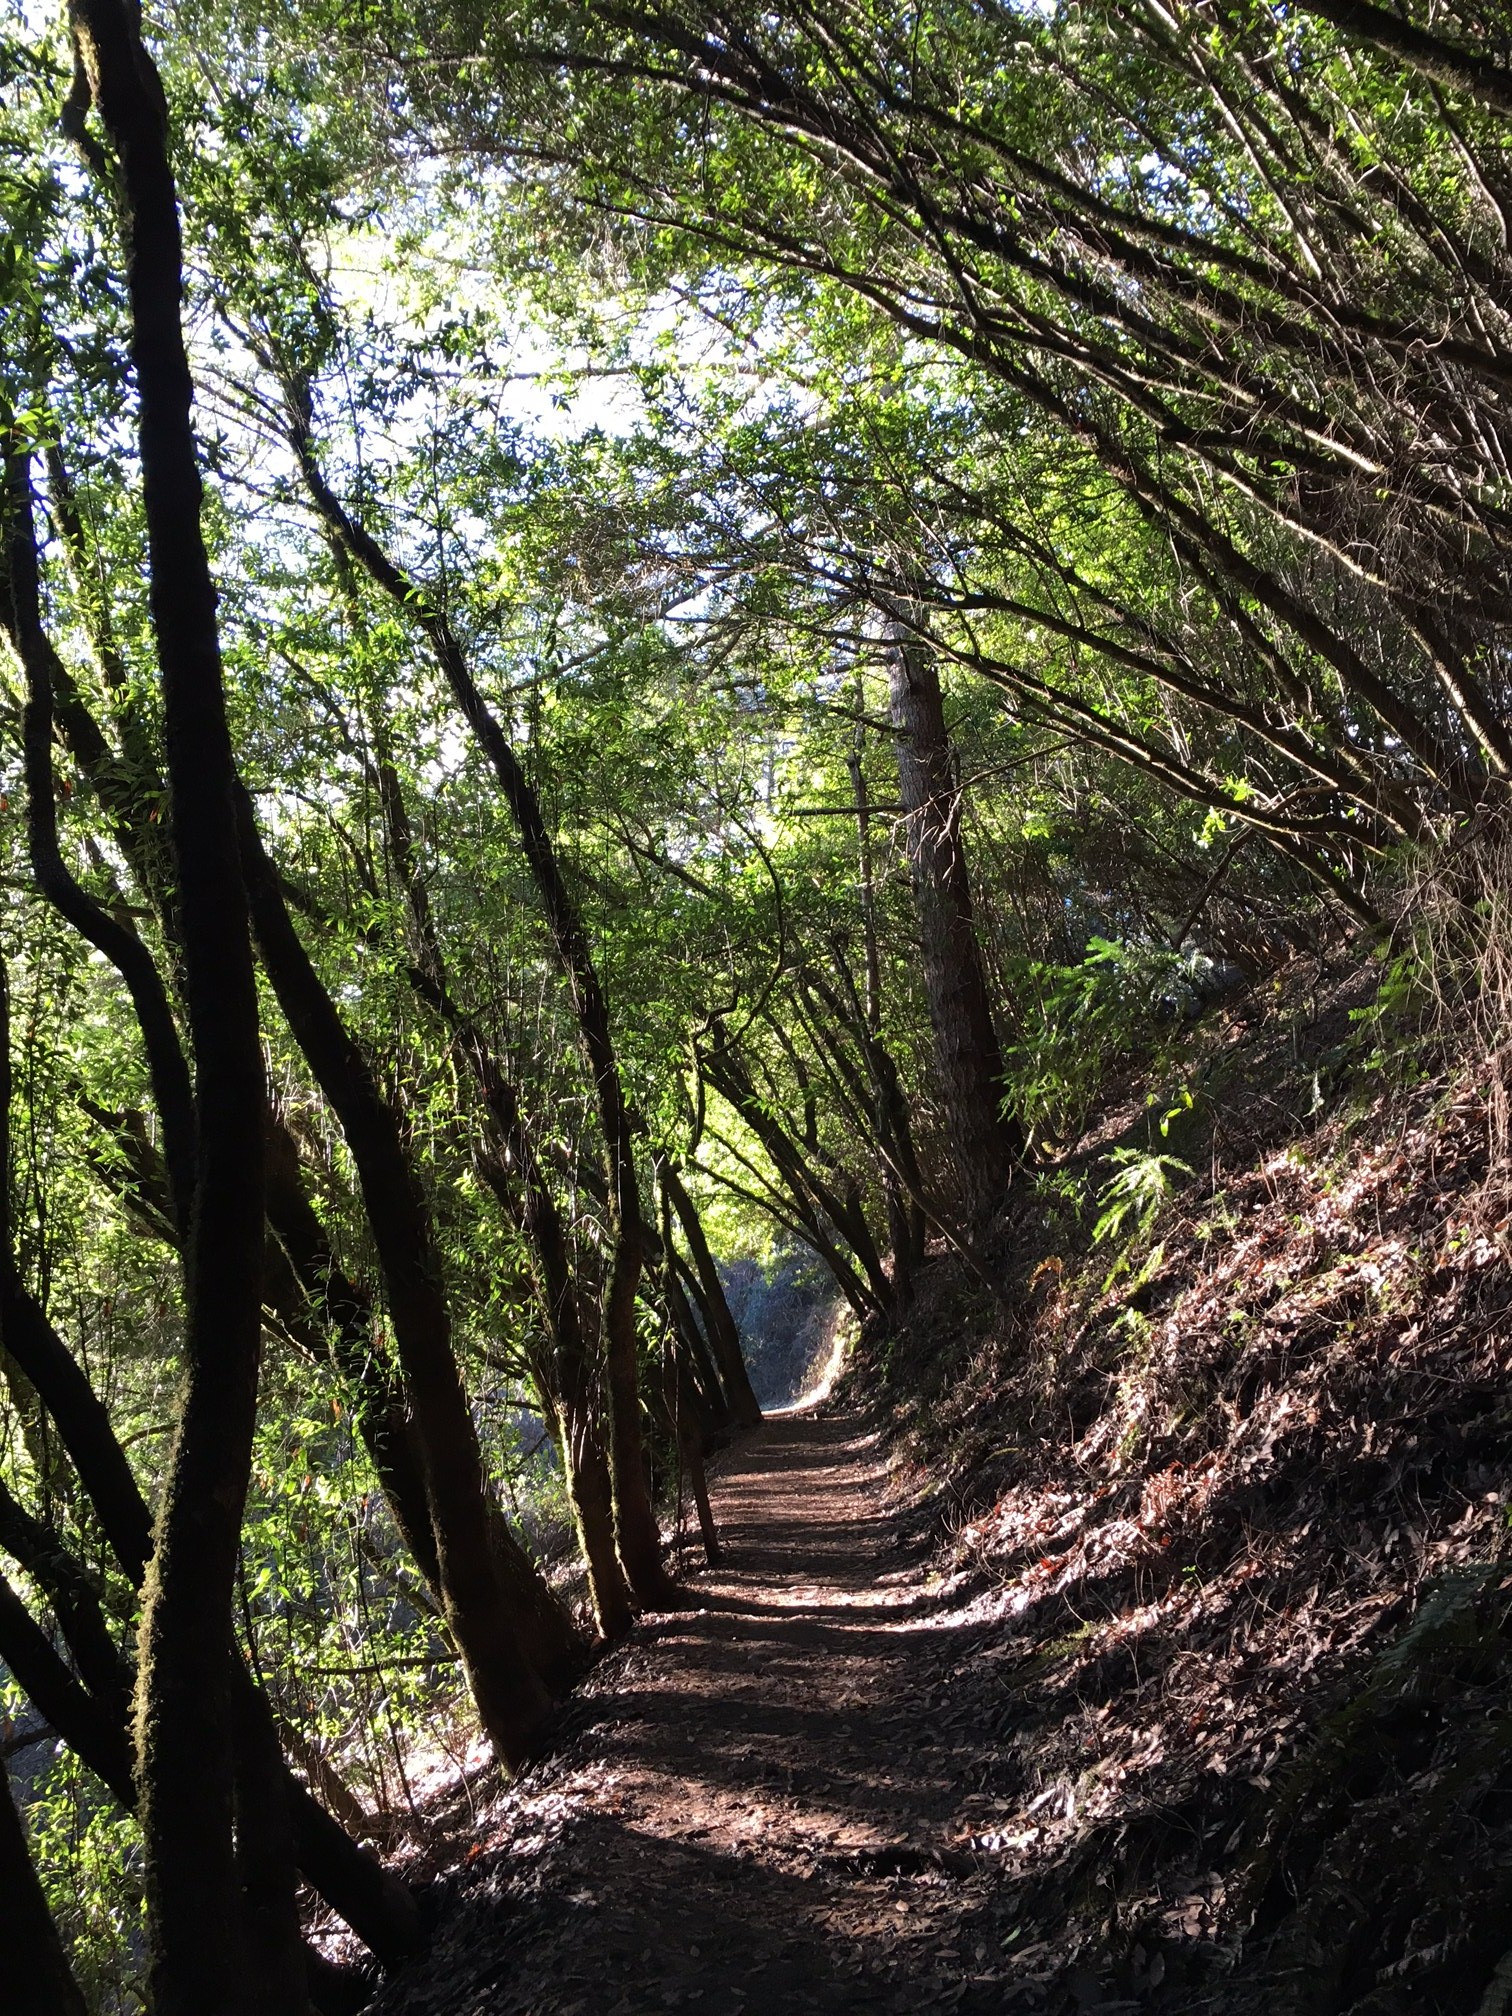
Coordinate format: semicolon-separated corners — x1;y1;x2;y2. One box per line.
1;0;1510;2005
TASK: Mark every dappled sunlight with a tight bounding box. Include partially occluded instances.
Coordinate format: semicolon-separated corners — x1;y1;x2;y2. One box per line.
368;1410;1031;2013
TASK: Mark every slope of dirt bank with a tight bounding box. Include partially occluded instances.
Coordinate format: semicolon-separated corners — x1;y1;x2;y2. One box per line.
852;980;1512;2014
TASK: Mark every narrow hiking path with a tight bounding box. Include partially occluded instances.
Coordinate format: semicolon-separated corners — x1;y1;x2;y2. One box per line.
371;1409;1020;2015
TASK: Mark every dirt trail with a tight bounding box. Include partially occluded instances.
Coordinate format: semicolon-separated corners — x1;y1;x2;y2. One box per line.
373;1409;1014;2014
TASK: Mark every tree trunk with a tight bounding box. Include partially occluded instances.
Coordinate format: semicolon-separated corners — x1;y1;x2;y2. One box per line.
235;792;553;1764
2;456;196;1243
272;1132;582;1696
0;1486;132;1761
600;1224;679;1605
533;1348;633;1641
0;1550;411;1988
473;1152;631;1643
701;1045;896;1318
99;1096;575;1701
263;1123;446;1600
663;1255;732;1434
0;1082;419;1965
849;734;906;1297
658;1161;762;1427
11;412;406;1996
696;1050;885;1321
232;1687;315;2015
847;732;927;1290
50;12;274;2006
379;753;633;1643
0;1767;88;2016
286;423;678;1611
0;1566;136;1804
18;444;576;1729
886;624;1020;1230
668;1365;722;1568
803;960;931;1282
685;1433;721;1567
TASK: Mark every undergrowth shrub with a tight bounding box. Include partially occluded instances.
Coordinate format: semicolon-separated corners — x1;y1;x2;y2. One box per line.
1363;812;1512;1150
1006;938;1235;1151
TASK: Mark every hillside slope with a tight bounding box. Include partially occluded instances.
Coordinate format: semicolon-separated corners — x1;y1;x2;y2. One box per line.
852;957;1512;2013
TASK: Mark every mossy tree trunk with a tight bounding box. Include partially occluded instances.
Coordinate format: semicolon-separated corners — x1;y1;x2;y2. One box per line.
65;6;278;2006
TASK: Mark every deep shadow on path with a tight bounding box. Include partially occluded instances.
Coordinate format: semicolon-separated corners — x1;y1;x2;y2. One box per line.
368;1411;1019;2015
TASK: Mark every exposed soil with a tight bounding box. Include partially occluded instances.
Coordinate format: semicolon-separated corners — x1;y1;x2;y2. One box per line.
368;1410;1032;2014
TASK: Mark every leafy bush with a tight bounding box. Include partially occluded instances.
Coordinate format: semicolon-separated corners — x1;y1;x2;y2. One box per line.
1006;937;1235;1149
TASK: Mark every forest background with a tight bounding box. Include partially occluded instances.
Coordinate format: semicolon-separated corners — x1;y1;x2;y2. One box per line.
3;0;1512;2008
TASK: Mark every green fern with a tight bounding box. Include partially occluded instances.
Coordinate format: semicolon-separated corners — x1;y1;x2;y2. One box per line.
1091;1147;1194;1247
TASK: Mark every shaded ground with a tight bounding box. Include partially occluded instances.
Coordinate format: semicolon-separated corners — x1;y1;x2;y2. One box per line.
843;1013;1512;2015
370;1410;1027;2014
364;983;1512;2016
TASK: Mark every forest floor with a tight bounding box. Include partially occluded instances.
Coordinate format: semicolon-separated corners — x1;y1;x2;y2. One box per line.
366;1406;1052;2014
358;965;1512;2015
